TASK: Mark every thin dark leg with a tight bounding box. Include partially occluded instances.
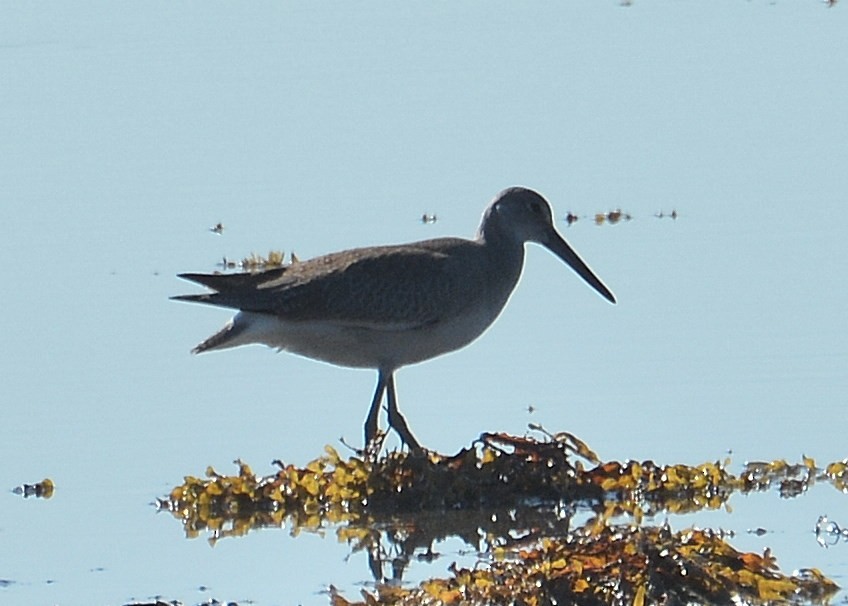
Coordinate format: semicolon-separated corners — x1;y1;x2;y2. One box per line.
385;373;423;452
364;371;387;447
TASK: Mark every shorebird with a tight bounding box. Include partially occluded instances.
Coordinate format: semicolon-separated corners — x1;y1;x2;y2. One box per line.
173;187;615;451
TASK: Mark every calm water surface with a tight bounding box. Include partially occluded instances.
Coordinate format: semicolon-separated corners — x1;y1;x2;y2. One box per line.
2;206;845;606
2;3;847;605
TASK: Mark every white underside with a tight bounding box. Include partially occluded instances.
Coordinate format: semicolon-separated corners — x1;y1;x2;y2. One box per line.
202;307;504;370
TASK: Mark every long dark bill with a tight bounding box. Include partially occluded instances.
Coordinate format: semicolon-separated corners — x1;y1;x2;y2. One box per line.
544;231;616;304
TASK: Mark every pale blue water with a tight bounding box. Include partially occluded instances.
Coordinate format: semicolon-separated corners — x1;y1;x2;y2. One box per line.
2;2;847;605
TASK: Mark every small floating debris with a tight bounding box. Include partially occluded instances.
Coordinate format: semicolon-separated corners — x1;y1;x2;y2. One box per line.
564;210;681;227
241;250;285;270
122;600;195;606
216;250;297;272
12;478;54;499
655;210;678;220
209;222;225;235
421;213;438;224
216;257;236;270
594;209;632;225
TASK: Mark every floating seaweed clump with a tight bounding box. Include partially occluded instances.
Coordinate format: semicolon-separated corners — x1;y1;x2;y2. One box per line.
160;429;843;605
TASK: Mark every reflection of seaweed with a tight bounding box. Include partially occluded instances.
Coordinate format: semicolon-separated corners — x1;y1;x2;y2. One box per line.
331;527;837;606
160;430;843;605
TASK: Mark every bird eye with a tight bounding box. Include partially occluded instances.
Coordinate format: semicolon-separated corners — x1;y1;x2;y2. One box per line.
529;201;543;214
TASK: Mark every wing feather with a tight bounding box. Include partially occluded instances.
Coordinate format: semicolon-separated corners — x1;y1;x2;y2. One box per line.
173;238;489;330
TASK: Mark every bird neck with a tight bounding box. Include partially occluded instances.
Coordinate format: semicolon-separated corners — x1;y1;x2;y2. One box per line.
478;205;522;249
477;216;526;285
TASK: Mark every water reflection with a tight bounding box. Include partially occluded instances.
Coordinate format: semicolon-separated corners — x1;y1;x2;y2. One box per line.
816;515;848;549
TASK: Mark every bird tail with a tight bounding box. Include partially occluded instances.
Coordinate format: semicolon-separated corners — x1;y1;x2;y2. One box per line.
191;319;249;354
171;268;288;311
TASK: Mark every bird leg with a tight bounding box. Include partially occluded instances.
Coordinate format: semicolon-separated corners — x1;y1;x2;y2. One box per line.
364;372;387;447
385;373;423;452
